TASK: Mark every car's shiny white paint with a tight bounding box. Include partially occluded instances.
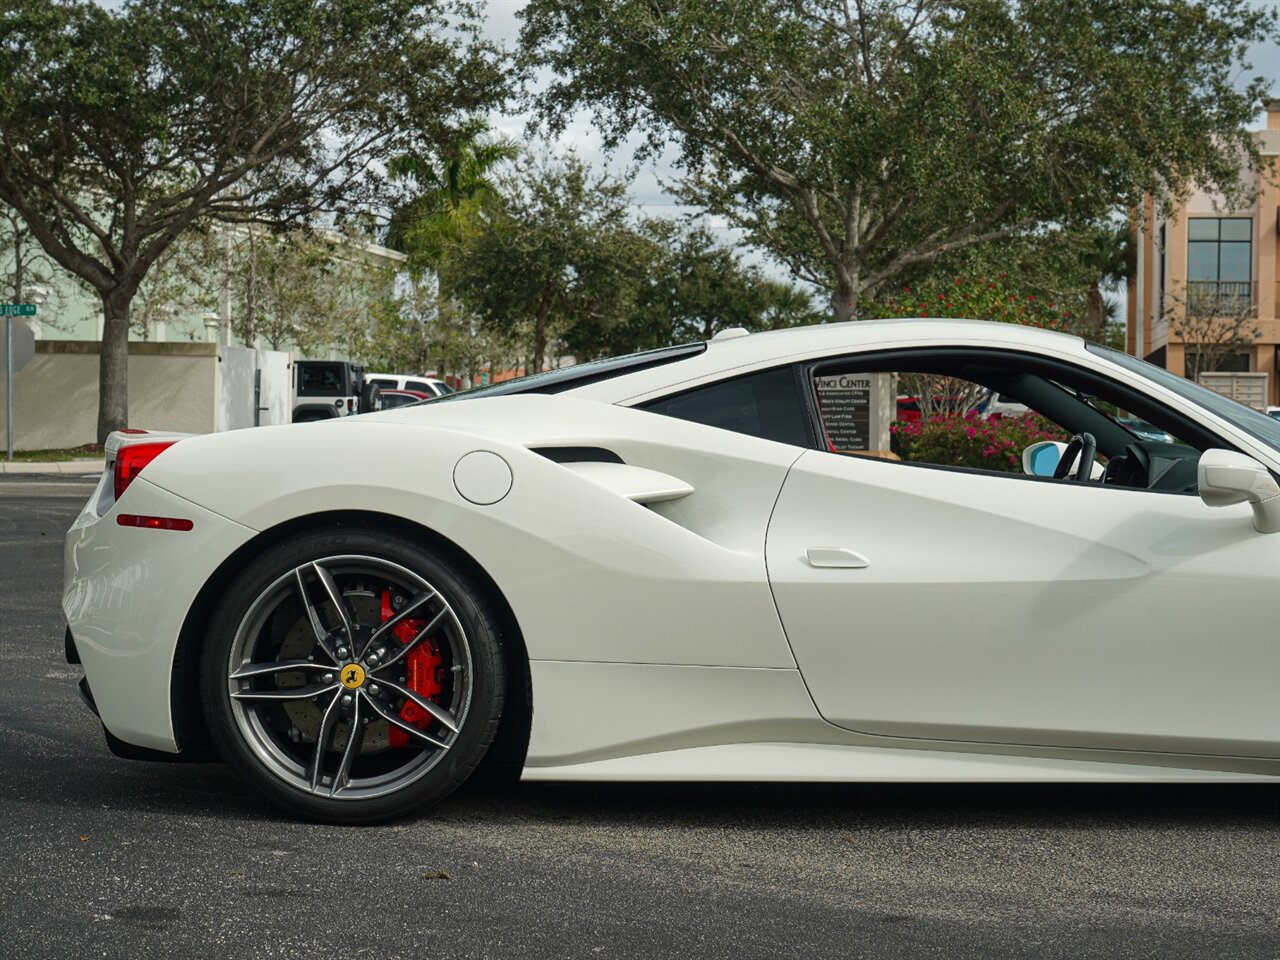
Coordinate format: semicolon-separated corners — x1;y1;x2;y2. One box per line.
1197;448;1280;533
64;319;1280;783
64;476;255;750
768;449;1279;758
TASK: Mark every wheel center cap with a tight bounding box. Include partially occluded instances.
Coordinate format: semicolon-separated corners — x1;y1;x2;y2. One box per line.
340;663;366;689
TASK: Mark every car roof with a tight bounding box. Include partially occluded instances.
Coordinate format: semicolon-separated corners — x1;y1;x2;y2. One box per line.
568;318;1087;403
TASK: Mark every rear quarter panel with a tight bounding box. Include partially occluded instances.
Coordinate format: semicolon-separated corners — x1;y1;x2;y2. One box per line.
138;396;802;669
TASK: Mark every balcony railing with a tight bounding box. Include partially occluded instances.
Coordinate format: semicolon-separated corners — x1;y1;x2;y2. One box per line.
1183;281;1257;318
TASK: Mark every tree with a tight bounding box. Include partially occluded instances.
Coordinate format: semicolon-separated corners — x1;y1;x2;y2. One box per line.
560;220;822;357
386;124;519;377
219;228;394;356
759;280;824;331
520;0;1276;323
1080;223;1136;339
0;202;67;330
449;154;650;372
386;124;520;274
0;0;504;441
1166;282;1261;381
642;221;770;342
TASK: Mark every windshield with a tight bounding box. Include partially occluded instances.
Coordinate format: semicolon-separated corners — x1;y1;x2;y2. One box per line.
417;342;708;404
1087;344;1280;451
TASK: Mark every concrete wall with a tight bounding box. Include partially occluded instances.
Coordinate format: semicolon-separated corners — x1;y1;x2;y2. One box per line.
0;341;218;451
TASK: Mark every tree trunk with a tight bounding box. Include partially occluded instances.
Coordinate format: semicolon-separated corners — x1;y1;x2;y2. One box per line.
97;290;132;443
831;280;857;323
1085;283;1106;336
533;296;550;374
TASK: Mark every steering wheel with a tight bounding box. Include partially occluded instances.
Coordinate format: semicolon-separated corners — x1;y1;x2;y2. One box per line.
1053;432;1097;482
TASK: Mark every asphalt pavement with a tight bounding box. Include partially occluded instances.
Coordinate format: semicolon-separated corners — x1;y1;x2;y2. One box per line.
2;477;1277;960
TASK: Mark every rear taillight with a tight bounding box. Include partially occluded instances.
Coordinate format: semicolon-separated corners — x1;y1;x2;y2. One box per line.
113;441;178;501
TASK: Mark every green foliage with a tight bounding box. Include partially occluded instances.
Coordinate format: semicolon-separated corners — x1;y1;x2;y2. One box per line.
571;221;816;358
863;274;1075;331
447;153;657;371
521;0;1275;320
0;0;505;438
386;123;520;276
893;411;1070;473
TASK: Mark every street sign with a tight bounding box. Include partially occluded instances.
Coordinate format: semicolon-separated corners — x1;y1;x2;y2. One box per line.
0;304;37;317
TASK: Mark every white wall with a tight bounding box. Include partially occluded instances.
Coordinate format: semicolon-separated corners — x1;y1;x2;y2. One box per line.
216;346;291;431
0;341;292;451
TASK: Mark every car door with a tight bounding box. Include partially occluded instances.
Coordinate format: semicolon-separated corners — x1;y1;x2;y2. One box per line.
766;436;1280;759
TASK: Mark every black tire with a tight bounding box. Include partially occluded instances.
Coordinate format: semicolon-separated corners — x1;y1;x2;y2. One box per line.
359;381;382;414
292;409;332;423
199;526;505;823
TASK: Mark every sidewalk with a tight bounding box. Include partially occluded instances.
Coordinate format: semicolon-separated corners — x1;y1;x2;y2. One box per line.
0;460;104;475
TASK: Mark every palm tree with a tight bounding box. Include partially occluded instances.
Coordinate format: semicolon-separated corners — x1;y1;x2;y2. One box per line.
1081;222;1136;338
385;125;518;381
386;125;519;271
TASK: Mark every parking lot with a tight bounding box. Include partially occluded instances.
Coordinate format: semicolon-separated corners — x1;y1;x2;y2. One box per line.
2;478;1276;960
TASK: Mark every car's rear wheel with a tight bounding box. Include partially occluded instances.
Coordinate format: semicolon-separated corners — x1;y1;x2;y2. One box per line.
200;527;504;823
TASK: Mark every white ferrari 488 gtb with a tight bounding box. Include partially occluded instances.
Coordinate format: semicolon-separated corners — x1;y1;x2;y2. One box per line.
63;319;1280;821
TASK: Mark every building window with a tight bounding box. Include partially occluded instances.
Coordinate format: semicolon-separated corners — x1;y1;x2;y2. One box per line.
1187;217;1253;311
1186;349;1251;378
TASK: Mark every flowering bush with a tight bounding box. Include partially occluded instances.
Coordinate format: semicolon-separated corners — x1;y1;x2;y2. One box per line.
862;274;1074;332
892;410;1070;473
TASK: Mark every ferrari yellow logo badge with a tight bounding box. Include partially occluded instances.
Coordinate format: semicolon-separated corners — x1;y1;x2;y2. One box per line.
340;664;366;689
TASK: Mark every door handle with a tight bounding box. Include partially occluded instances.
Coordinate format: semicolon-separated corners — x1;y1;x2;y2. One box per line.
805;547;870;569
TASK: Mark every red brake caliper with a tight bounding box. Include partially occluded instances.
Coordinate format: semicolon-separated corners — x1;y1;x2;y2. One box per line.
380;589;444;748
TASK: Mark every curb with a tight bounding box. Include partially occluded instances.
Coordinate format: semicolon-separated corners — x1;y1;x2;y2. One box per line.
0;460;105;475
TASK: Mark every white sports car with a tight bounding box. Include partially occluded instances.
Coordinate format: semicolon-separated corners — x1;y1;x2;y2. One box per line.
63;319;1280;822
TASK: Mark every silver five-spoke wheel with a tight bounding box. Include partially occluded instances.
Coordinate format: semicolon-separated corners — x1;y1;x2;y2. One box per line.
202;528;505;822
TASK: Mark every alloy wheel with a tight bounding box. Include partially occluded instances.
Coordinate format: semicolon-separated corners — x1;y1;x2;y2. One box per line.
225;555;473;800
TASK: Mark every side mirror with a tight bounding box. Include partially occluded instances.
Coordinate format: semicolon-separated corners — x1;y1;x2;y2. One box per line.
1022;441;1065;477
1022;440;1105;480
1198;449;1280;534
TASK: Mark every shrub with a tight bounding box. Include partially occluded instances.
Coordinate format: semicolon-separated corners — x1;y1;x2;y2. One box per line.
892;411;1070;473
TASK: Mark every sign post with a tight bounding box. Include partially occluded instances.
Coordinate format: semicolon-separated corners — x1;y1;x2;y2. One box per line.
2;303;38;461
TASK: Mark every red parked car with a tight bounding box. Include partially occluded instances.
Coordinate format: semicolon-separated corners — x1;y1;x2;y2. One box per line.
895;395;922;423
376;388;433;409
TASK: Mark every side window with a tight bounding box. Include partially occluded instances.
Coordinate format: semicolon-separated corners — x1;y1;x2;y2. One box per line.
369;378;397;389
808;359;1202;493
406;380;433;392
300;363;344;394
640;366;812;446
813;368;1069;473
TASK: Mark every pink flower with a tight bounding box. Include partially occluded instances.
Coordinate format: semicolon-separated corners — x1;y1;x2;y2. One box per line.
965;426;977;439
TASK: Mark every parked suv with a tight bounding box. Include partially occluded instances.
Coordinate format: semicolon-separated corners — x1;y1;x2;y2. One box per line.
294;360;381;422
365;372;455;398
